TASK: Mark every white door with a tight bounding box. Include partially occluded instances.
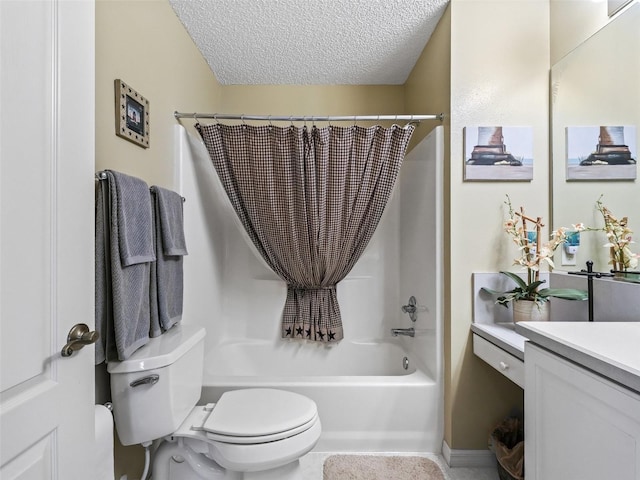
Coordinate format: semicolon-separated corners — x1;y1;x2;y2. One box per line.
0;1;96;479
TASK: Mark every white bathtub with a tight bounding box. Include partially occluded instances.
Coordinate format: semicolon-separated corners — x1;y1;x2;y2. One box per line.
200;338;443;452
180;125;445;453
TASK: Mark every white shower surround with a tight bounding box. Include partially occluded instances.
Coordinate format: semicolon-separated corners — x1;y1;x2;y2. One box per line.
176;124;444;452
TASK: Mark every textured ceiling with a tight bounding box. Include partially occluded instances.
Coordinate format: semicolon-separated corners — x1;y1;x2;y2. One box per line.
169;0;448;85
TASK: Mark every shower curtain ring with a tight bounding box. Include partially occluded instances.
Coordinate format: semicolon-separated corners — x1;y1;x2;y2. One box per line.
193;112;199;124
213;113;219;124
407;115;420;128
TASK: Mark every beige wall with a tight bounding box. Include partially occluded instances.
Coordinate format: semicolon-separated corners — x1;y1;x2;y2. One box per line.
218;85;404;122
437;0;549;449
447;0;550;449
96;0;222;189
551;0;610;64
95;1;224;476
404;6;451;150
550;0;638;65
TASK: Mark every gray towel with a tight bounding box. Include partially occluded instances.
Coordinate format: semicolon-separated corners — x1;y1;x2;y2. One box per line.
95;171;153;363
154;186;188;256
150;186;187;334
95;181;111;364
110;170;156;267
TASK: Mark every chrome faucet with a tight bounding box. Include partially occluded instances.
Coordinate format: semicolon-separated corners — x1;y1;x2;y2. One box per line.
391;327;415;337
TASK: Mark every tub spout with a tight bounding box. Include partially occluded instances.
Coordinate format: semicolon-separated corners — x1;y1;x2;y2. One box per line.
391;327;415;337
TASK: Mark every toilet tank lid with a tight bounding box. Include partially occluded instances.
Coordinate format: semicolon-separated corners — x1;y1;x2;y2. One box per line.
106;324;206;374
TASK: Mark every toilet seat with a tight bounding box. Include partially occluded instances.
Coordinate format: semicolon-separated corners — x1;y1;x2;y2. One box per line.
172;388;319;445
204;388;318;442
205;412;319;444
167;389;322;473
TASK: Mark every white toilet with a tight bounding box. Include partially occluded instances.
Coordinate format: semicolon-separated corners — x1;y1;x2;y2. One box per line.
107;324;321;479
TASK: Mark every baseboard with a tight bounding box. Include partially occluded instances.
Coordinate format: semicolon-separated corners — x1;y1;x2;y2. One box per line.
442;440;496;468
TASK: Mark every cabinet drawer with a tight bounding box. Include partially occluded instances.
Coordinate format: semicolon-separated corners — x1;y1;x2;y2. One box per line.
473;334;525;388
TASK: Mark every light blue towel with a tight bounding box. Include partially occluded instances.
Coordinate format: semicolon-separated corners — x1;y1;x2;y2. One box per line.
95;171;154;363
150;186;188;334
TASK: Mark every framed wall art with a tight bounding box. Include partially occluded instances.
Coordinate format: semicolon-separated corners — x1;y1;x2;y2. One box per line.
464;126;534;181
566;125;637;181
115;79;150;148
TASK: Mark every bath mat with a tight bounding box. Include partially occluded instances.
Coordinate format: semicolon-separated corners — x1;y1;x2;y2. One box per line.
323;455;445;480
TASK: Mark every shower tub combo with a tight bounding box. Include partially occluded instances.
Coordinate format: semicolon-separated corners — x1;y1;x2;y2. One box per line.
179;124;444;454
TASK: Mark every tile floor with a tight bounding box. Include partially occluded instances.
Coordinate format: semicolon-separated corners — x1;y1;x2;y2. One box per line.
155;451;500;479
245;452;499;480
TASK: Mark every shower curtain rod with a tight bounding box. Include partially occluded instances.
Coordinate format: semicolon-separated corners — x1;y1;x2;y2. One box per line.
174;111;445;123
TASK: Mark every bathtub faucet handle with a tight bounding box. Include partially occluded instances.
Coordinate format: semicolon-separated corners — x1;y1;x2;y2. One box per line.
402;304;416;314
401;296;418;322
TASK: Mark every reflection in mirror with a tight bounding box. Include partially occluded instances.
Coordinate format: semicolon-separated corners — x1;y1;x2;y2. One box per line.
609;0;635;16
551;3;640;272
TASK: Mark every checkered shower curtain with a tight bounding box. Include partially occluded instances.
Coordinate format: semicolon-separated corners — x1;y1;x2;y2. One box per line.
196;123;414;343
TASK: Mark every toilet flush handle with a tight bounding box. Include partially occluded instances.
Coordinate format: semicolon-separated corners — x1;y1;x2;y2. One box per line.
130;374;160;388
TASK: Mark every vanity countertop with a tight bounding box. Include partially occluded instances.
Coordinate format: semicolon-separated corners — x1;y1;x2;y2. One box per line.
515;322;640;394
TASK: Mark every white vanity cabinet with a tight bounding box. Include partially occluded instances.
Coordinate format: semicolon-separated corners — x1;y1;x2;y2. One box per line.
473;273;640;478
519;323;640;480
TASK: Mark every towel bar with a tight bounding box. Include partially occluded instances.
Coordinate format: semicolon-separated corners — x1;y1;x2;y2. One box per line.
95;172;186;202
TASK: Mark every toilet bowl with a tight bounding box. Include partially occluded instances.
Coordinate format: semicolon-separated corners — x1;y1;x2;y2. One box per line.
158;390;321;475
107;325;321;479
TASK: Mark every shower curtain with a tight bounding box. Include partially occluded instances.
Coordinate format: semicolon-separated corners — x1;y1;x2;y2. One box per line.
196;123;414;344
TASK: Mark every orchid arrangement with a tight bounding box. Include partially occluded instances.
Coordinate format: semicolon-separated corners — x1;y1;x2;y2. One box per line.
594;196;639;271
482;195;588;307
503;195;585;284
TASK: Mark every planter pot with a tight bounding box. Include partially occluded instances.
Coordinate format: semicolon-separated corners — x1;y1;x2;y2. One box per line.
512;300;549;322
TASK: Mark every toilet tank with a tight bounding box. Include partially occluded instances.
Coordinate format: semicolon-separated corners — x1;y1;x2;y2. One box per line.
107;324;206;446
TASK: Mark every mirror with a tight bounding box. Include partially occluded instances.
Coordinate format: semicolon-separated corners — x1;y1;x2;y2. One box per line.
551;3;640;272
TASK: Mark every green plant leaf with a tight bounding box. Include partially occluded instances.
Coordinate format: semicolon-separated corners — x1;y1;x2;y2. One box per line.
480;287;505;295
538;288;588;301
525;280;546;293
481;272;587;308
499;271;528;289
